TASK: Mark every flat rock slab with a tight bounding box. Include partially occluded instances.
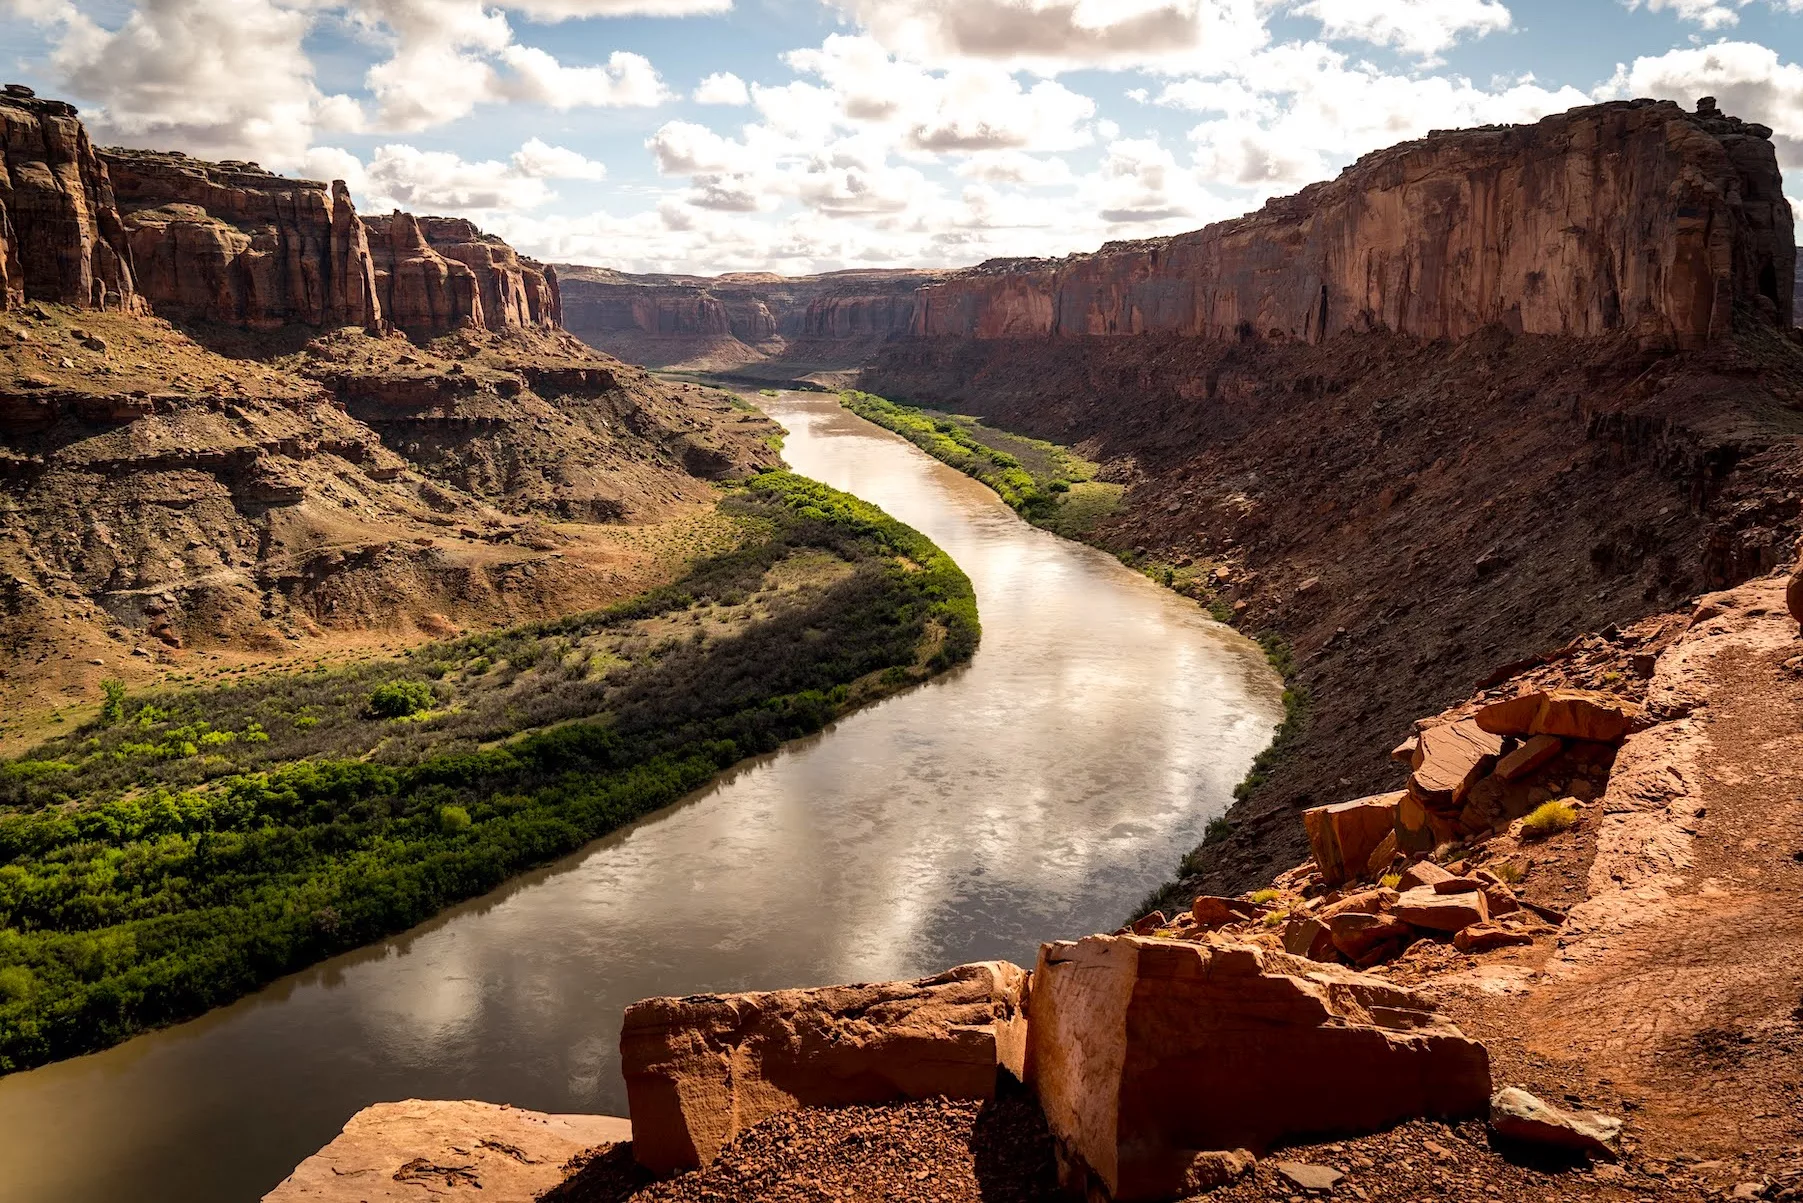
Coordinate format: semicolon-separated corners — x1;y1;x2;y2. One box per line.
1275;1160;1346;1192
621;960;1027;1174
1410;721;1504;809
262;1099;630;1202
1394;885;1488;933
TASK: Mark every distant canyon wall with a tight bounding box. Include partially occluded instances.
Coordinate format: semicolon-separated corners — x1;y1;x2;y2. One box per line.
0;86;557;337
555;267;945;373
907;100;1793;351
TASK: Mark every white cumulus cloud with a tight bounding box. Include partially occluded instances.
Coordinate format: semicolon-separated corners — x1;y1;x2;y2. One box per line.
693;71;750;104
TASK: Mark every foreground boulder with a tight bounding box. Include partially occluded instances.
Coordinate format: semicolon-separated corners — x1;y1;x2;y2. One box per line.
1489;1087;1623;1158
261;1100;629;1202
621;961;1027;1174
1026;936;1490;1201
1303;792;1402;886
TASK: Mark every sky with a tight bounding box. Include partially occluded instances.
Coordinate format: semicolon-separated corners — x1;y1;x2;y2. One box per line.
2;0;1800;275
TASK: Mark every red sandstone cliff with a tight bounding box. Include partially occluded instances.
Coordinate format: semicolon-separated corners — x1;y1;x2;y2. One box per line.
0;86;139;314
101;148;380;330
909;99;1793;350
366;214;560;336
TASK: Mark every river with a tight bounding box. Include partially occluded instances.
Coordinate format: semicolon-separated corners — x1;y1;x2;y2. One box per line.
0;392;1283;1203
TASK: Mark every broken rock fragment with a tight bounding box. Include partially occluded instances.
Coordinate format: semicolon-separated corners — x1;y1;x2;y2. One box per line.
620;961;1028;1173
1474;689;1646;743
1026;935;1490;1202
1393;885;1488;933
1303;792;1403;886
1409;721;1505;810
1488;1087;1623;1158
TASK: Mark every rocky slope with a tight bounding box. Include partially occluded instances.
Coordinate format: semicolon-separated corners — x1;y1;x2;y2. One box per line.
0;89;778;731
556;266;944;380
865;98;1803;897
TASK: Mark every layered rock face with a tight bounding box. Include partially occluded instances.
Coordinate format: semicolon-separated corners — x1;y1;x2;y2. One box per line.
620;961;1028;1174
366;214;560;336
556;266;945;372
0;87;139;313
910;100;1794;349
101;149;379;330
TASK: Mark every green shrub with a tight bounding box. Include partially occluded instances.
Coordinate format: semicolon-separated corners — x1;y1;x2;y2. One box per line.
1521;800;1578;840
365;680;435;719
98;679;126;725
438;804;472;833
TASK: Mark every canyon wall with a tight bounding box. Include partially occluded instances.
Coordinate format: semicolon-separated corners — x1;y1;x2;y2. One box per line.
102;149;380;330
0;87;139;314
364;214;560;336
556;266;944;373
3;86;559;338
908;99;1794;350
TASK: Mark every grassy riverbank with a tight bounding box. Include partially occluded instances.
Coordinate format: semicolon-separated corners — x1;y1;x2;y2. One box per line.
839;391;1123;538
838;390;1300;920
0;472;976;1073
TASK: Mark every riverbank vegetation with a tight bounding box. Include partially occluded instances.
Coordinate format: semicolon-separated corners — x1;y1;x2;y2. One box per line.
839;391;1123;538
0;472;976;1073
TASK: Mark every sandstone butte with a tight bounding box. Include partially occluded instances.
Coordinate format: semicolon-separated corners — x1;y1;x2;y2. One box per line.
2;88;559;337
903;98;1794;351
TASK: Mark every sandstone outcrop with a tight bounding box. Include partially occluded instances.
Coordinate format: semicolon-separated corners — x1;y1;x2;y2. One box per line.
261;1099;630;1202
367;215;559;335
620;961;1028;1174
0;89;139;313
908;100;1793;349
1025;935;1490;1200
101;149;379;330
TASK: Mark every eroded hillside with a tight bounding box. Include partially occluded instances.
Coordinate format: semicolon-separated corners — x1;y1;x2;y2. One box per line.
0;87;779;736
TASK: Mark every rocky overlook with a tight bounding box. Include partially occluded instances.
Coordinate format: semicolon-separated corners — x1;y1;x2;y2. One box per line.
906;99;1794;349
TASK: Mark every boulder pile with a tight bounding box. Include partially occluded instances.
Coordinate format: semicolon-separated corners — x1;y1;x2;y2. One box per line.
620;942;1492;1200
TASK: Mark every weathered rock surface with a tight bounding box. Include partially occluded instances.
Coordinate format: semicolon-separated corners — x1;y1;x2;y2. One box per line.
1025;935;1490;1201
1488;1087;1623;1157
1495;733;1564;780
102;149;379;330
261;1099;630;1202
1409;720;1505;810
1304;791;1402;885
364;213;560;336
620;961;1028;1174
0;92;139;313
1393;885;1489;933
908;100;1793;349
1474;689;1646;742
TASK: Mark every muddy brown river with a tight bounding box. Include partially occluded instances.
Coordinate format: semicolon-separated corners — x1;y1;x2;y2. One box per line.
0;393;1283;1203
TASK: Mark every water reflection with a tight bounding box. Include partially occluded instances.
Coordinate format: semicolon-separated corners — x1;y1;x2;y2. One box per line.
0;393;1282;1203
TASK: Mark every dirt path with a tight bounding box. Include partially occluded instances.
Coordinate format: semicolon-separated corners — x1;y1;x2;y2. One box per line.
1519;575;1803;1168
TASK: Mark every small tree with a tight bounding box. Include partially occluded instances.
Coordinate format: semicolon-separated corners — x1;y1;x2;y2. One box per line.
99;678;126;725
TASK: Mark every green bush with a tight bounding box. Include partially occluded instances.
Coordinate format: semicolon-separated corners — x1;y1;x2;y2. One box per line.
98;679;126;726
365;680;435;719
438;805;472;833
